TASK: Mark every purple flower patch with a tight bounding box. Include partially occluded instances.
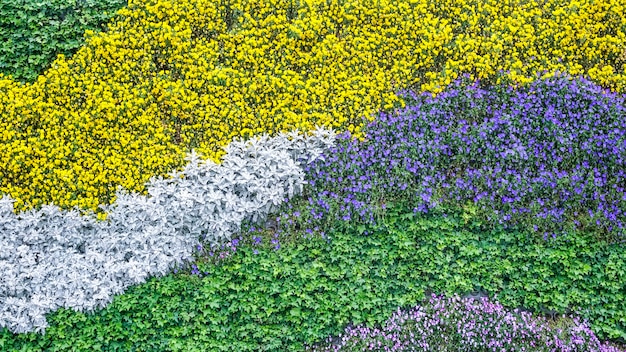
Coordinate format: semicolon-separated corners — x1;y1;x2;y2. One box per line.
308;294;624;351
297;74;626;241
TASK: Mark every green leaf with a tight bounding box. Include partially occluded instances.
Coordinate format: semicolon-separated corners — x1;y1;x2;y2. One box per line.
289;308;301;318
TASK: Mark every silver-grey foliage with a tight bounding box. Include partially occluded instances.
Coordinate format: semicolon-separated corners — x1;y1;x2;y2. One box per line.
0;127;336;334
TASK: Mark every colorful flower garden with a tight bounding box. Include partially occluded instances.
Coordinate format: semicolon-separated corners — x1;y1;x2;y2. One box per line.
1;0;625;350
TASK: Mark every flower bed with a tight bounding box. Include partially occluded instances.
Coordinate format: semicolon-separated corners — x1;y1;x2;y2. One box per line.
1;0;625;350
309;294;623;351
1;0;625;217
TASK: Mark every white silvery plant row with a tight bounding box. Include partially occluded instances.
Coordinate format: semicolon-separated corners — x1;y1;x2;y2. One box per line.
0;126;337;334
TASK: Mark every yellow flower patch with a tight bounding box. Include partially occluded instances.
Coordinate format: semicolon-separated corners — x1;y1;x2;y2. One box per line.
0;0;624;216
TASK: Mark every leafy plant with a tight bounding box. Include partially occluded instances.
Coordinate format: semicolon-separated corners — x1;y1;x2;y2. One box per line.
0;0;127;82
1;204;624;350
0;128;335;334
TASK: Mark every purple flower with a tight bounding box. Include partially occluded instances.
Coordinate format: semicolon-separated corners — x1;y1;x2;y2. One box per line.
295;74;626;241
308;294;624;351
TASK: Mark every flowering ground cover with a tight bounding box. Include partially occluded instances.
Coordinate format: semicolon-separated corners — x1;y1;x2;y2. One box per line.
309;294;622;351
1;0;625;218
2;76;626;350
295;73;626;243
1;204;625;350
1;0;626;351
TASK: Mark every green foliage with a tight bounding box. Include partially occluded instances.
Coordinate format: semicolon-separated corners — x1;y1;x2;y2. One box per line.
1;205;624;350
0;0;127;83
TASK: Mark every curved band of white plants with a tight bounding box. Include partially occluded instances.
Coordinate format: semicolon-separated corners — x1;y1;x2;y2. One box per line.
0;127;337;334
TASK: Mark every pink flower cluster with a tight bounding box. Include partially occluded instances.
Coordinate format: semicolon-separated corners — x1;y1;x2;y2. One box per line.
309;294;624;351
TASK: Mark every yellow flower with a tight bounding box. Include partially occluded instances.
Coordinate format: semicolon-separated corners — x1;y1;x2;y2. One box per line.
1;0;625;217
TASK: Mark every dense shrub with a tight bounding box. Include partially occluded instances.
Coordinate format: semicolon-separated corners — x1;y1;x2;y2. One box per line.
1;0;626;217
297;74;626;242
